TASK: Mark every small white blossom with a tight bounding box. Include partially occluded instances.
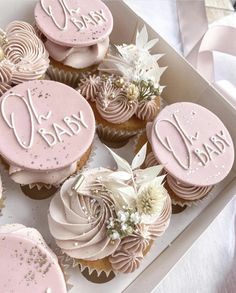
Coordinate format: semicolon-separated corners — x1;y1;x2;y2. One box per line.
121;223;128;231
110;230;120;240
117;210;129;223
107;219;114;229
130;212;141;225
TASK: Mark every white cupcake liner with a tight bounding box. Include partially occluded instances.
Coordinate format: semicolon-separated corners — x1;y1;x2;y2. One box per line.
47;64;81;88
78;261;116;278
27;183;53;190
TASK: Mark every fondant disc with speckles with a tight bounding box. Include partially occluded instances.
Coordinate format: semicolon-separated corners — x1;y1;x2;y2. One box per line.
35;0;113;47
150;102;234;186
0;80;95;171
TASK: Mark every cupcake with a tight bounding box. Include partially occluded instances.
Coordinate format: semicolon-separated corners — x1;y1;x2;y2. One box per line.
0;223;67;293
48;144;171;282
0;80;95;199
0;21;49;97
145;102;235;208
34;0;113;87
77;26;166;147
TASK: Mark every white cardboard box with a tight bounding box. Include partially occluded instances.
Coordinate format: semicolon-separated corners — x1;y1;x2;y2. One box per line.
0;1;235;292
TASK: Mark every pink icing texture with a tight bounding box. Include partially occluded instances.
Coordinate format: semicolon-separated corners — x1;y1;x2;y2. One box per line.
0;80;95;172
0;224;67;293
34;0;113;47
150;102;234;186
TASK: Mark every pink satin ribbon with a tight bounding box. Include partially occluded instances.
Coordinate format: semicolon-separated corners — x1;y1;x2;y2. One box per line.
176;0;236;108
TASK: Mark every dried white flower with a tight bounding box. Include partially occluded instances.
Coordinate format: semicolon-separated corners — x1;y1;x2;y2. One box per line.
137;179;167;224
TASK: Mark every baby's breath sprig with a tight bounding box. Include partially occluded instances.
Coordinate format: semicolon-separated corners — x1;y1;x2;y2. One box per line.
134;80;160;102
107;207;141;240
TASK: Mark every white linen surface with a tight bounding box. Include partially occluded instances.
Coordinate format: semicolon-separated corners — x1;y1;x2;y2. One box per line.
124;1;236;292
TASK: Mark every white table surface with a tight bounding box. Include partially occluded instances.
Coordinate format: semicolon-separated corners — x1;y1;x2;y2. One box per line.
124;1;236;292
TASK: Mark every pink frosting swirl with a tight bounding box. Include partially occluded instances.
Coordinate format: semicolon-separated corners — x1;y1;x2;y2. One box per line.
109;250;143;273
44;37;109;69
79;74;101;102
120;225;150;254
167;175;212;201
145;152;159;168
96;80;138;124
0;59;13;83
136;99;160;121
48;169;121;261
147;195;172;239
0;82;11;96
1;21;49;84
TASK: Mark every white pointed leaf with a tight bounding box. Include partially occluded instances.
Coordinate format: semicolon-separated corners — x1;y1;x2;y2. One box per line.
108;171;131;181
105;146;133;174
136;26;149;49
144;38;159;51
109;186;137;209
153;175;166;185
117;186;137;202
131;143;147;170
134;165;164;186
152;54;165;62
103;180;128;191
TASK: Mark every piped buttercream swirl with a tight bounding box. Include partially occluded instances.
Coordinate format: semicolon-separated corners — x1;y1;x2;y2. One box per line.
136;98;160;121
96;80;138;124
48;169;120;261
45;37;109;69
79;74;101;102
167;175;212;201
147;194;172;239
2;21;49;83
109;250;143;273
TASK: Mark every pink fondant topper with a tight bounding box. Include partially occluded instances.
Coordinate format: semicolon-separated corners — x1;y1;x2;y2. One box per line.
35;0;113;47
0;233;66;293
150;102;234;186
0;80;95;171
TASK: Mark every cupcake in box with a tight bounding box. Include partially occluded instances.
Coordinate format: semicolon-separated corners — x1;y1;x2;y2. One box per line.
34;0;113;87
77;26;166;147
138;102;234;210
0;80;95;199
48;144;172;282
0;21;49;96
0;224;67;293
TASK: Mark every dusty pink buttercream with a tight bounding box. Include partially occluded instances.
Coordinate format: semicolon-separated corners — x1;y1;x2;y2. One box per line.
34;0;113;47
0;80;95;172
149;102;234;186
0;224;67;293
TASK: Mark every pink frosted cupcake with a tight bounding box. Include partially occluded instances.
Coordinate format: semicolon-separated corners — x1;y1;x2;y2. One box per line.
48;145;171;282
0;224;67;293
34;0;113;87
0;80;95;199
0;21;49;96
145;102;235;208
77;26;166;147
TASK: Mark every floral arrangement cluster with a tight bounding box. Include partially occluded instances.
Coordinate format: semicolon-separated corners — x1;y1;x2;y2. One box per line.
104;144;169;242
78;26;167;121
